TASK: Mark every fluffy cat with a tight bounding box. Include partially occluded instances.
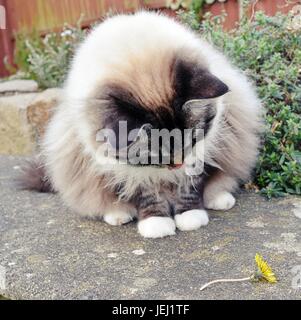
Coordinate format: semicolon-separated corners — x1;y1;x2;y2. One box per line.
18;11;262;238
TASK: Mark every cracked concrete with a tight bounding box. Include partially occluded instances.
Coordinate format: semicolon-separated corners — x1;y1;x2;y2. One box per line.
0;155;300;300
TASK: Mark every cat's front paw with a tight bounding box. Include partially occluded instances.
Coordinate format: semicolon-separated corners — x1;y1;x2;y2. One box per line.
175;209;209;231
138;216;176;238
204;191;236;211
103;209;135;226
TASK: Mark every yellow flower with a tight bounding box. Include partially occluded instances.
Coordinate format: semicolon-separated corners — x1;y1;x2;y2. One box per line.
200;253;278;291
254;253;277;283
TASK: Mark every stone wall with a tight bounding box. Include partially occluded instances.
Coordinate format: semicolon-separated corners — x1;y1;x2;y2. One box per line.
0;80;62;155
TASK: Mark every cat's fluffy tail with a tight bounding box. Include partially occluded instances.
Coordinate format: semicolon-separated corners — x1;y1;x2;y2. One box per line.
15;158;54;193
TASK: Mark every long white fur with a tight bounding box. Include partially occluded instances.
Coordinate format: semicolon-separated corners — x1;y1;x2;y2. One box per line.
41;11;262;227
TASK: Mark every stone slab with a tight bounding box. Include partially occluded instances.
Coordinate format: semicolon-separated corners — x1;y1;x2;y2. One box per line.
0;156;300;300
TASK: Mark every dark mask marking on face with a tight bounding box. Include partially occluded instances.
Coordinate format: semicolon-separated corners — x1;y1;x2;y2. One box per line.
173;58;229;109
97;56;227;167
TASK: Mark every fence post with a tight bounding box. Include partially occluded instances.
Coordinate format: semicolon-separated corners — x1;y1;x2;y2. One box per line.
0;0;14;77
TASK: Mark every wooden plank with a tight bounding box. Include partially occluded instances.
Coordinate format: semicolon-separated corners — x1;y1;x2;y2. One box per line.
0;0;167;76
5;0;167;34
0;0;14;77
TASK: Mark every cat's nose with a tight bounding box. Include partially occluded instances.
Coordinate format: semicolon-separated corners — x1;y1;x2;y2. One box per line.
167;151;183;169
174;152;183;164
168;163;183;170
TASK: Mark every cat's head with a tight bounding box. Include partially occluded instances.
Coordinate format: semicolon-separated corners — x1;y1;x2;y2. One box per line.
70;14;229;172
87;54;228;170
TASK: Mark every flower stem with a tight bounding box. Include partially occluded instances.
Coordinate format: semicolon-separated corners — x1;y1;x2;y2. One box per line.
200;276;252;291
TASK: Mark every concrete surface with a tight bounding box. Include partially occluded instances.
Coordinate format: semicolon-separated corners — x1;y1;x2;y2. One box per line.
0;155;300;300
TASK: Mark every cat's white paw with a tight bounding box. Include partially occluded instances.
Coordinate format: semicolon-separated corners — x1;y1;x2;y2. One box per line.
103;210;134;226
175;209;209;231
138;216;176;238
205;191;236;211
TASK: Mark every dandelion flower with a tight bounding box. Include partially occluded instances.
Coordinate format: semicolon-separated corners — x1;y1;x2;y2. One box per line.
254;253;277;283
200;253;277;291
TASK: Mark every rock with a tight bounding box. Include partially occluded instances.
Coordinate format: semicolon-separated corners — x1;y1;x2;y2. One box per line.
0;89;62;155
27;88;62;139
0;80;39;95
0;93;37;155
0;155;300;300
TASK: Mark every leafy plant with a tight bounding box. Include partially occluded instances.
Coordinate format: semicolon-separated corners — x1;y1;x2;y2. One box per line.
179;9;301;197
167;0;210;16
14;22;86;89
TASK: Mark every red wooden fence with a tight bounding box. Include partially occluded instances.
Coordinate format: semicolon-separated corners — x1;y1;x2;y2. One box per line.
0;0;300;77
0;0;169;77
204;0;299;30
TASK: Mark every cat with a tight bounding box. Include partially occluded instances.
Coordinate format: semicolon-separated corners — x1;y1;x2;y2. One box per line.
18;11;262;238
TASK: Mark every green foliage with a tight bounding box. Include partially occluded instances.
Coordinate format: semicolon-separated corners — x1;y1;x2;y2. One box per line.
179;10;301;197
178;9;203;30
191;0;206;15
14;23;86;89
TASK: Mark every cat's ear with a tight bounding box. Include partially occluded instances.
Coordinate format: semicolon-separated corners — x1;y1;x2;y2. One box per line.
174;59;229;99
